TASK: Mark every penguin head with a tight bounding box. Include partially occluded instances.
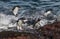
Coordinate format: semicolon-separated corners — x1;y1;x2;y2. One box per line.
12;6;20;11
45;9;52;12
46;9;52;13
44;9;53;16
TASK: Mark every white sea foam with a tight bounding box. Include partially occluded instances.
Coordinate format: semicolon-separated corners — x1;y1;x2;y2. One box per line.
0;13;18;29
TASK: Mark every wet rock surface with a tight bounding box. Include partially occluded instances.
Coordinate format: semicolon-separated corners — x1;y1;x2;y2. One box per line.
39;22;60;39
0;22;60;39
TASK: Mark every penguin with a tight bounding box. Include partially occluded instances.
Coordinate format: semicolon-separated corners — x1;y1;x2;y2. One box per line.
44;9;57;20
43;9;56;24
44;9;53;17
12;6;20;17
34;9;56;29
17;17;25;30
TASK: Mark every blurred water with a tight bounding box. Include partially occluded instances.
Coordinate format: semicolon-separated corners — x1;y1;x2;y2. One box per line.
0;0;60;17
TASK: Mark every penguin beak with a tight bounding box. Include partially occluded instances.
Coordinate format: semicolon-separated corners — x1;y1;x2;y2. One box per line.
13;7;19;16
44;11;52;16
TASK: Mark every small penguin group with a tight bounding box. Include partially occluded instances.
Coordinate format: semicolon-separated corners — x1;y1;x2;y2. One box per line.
12;6;57;30
16;17;40;30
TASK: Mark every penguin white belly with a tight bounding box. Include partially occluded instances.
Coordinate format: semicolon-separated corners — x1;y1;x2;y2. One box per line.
17;20;23;30
40;19;48;27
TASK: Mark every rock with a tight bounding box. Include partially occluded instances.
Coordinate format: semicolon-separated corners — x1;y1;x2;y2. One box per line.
57;15;60;21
